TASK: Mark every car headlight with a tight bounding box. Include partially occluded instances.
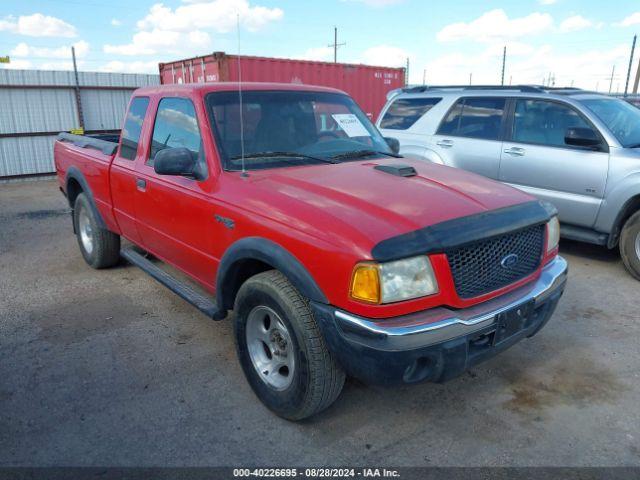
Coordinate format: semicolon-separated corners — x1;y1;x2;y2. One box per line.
350;256;438;304
546;216;560;253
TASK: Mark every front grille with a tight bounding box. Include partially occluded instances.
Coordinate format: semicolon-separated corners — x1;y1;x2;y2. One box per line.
446;224;545;299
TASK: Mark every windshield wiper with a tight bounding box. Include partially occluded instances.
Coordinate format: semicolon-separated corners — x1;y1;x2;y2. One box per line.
626;143;640;148
230;151;337;164
329;149;403;161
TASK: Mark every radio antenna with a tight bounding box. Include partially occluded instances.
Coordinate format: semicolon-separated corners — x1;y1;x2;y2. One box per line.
237;13;247;177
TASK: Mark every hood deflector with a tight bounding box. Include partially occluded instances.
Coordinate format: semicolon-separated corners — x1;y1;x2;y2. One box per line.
371;200;557;262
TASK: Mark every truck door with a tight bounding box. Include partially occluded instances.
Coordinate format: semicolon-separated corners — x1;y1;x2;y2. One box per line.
430;96;507;180
133;96;218;289
110;96;150;245
499;98;609;228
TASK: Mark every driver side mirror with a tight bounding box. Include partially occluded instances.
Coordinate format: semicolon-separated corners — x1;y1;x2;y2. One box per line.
385;137;400;155
565;127;601;149
153;147;202;179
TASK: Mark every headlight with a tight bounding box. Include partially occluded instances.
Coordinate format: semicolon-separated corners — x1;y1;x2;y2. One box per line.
546;216;560;253
350;256;438;304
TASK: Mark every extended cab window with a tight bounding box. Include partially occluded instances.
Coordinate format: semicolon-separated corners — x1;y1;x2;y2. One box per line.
379;97;441;130
437;97;505;141
512;99;596;148
148;97;202;164
119;97;149;160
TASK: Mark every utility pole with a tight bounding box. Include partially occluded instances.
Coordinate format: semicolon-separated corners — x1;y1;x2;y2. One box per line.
422;69;426;85
328;27;345;63
405;57;409;86
633;57;640;94
71;46;84;130
625;34;637;96
509;75;512;86
469;72;472;85
609;64;616;93
501;46;506;86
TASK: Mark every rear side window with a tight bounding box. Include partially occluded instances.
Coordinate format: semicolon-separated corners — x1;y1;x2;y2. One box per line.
148;97;202;164
120;97;150;160
380;97;441;130
437;97;506;141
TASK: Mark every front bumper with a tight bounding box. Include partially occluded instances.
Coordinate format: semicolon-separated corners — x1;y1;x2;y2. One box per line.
312;256;568;385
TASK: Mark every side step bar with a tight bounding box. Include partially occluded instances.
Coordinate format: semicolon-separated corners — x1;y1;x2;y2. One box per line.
121;248;226;320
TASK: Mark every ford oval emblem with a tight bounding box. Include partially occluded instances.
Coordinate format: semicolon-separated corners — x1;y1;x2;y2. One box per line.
501;253;519;269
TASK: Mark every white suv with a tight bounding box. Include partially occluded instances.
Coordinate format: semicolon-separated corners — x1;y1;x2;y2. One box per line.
376;85;640;279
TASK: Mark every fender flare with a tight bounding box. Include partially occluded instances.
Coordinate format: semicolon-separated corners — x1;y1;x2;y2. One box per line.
215;237;328;312
65;166;107;229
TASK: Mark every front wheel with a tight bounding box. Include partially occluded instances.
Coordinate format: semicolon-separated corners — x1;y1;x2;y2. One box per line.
234;270;345;420
620;210;640;280
73;193;120;269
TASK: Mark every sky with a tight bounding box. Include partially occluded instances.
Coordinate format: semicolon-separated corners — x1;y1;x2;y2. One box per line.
1;0;640;92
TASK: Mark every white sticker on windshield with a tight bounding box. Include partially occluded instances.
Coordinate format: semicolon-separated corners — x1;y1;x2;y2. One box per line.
331;114;370;137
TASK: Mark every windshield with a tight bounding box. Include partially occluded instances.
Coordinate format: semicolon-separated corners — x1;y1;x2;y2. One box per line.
580;97;640;148
206;90;393;170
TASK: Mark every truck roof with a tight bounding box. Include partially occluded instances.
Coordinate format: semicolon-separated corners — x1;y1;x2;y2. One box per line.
134;82;348;97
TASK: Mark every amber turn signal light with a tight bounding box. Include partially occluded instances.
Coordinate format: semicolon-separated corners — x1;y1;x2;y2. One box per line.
350;263;381;304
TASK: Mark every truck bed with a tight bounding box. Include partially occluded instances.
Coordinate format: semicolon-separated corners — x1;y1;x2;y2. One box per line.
54;132;122;235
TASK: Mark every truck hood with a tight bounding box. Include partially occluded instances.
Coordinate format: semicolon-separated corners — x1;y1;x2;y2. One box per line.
242;158;535;257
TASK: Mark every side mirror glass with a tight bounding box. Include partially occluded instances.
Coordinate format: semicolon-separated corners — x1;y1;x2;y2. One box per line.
565;127;601;148
153;147;198;178
385;137;400;155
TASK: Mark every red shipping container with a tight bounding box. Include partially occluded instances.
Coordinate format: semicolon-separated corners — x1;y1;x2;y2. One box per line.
159;52;405;118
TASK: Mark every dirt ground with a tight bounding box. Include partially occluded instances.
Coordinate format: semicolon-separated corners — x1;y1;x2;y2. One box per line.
1;178;639;467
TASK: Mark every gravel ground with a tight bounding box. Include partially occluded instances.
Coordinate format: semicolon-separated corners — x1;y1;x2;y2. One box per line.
1;178;639;467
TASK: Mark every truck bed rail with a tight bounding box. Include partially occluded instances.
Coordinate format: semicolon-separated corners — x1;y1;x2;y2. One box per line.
56;132;119;156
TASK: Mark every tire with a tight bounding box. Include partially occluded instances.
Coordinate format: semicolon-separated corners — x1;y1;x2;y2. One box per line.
620;210;640;280
73;193;121;269
233;270;345;420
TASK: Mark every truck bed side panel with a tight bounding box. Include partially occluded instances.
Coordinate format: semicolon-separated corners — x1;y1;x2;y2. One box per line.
54;141;121;234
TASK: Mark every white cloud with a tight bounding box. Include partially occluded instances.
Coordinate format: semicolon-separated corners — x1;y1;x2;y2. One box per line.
104;0;282;58
0;13;77;37
11;40;89;59
360;45;409;68
298;47;334;62
617;12;640;27
559;15;592;32
342;0;405;7
104;29;211;56
539;0;557;5
437;9;553;43
111;18;122;27
136;0;283;33
420;43;629;91
99;60;159;74
0;59;33;70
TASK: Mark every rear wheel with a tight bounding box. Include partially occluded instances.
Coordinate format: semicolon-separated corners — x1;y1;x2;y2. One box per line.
234;270;345;420
73;193;120;269
620;210;640;280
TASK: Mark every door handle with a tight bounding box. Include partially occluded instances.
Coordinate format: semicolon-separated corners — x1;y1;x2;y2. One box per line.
503;147;525;156
436;139;454;148
136;178;147;191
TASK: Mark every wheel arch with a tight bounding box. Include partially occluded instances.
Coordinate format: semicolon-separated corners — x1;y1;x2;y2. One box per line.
215;237;328;314
65;167;107;229
607;193;640;248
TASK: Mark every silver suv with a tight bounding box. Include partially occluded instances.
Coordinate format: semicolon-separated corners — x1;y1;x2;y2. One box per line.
377;85;640;279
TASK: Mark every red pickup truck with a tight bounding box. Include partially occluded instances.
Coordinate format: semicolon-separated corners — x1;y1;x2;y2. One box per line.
55;82;568;420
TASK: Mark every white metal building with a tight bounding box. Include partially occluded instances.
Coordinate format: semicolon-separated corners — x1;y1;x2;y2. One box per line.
0;69;159;178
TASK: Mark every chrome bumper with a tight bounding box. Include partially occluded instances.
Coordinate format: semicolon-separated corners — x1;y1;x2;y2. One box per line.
333;256;568;352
